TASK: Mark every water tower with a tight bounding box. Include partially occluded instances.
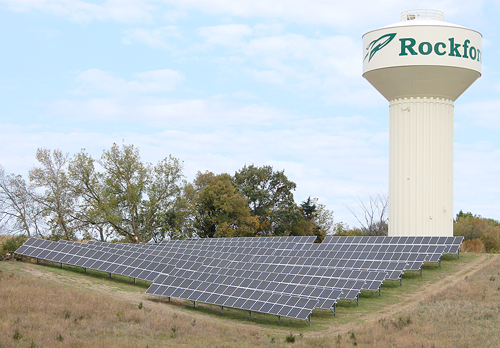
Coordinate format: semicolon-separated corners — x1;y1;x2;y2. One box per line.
362;10;482;236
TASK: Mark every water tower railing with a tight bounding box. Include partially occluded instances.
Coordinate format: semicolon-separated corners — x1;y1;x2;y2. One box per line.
400;9;444;22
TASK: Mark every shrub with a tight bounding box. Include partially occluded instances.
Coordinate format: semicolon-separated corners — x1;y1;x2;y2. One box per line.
285;333;295;343
170;325;178;339
393;315;412;329
0;235;27;259
13;329;22;341
461;238;486;253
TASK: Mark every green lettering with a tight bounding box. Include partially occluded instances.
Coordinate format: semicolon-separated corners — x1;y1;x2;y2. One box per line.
418;42;432;55
449;38;462;57
469;46;477;60
477;49;481;62
434;42;446;55
399;38;417;56
462;39;470;58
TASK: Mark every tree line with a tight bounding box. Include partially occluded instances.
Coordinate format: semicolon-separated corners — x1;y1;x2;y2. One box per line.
0;143;333;243
453;211;500;252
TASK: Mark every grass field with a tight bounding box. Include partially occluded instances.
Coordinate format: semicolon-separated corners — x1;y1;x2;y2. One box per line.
0;253;499;347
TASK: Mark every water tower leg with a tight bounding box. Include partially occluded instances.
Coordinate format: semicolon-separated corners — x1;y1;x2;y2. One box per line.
388;98;454;237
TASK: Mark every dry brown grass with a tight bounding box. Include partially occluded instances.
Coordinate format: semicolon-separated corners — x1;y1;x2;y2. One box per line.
317;255;500;348
1;255;500;348
0;268;290;348
461;238;486;253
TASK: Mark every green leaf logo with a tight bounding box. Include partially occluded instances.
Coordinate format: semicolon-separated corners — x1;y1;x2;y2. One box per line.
364;33;397;62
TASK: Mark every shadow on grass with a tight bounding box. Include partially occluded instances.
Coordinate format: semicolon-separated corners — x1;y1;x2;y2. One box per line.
33;260;151;290
181;300;313;329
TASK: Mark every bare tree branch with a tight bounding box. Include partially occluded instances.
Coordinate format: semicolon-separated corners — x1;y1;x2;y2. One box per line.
346;194;388;236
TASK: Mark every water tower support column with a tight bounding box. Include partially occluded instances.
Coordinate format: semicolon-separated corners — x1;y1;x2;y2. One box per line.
389;97;454;236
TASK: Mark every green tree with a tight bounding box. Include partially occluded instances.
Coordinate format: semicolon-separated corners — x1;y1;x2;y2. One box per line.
297;196;335;241
68;150;114;241
332;222;364;236
187;171;258;238
232;164;297;236
156;190;195;240
311;200;335;236
71;143;185;243
29;148;77;241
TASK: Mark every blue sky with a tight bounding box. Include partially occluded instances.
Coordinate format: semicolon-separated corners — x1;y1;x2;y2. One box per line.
1;0;499;227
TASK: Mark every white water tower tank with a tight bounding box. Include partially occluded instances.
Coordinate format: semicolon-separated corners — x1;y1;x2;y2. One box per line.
362;10;482;236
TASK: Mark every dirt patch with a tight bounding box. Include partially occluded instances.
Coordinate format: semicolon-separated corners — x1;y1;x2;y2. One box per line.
311;253;497;337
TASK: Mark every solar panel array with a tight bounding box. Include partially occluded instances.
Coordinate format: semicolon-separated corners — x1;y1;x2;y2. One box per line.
15;235;463;325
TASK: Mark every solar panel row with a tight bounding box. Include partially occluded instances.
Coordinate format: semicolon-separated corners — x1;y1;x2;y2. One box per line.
80;240;382;299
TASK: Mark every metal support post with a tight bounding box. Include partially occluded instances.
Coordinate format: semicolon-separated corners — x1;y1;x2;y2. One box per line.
221;306;224;314
278;315;281;323
84;268;87;273
60;263;63;268
458;249;460;259
399;277;402;286
330;303;336;316
420;267;423;277
356;294;359;306
36;258;39;264
307;314;311;326
439;259;442;268
168;297;171;302
379;286;381;296
249;311;252;320
193;301;197;308
109;273;112;278
134;278;136;283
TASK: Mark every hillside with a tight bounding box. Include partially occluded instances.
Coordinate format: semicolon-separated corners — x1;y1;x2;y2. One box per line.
0;253;499;347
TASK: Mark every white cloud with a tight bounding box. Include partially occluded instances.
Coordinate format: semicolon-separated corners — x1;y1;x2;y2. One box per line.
48;96;290;127
1;0;485;30
164;0;484;32
123;26;181;49
2;0;155;23
197;24;252;47
455;142;500;218
73;69;185;95
459;99;500;128
194;25;371;105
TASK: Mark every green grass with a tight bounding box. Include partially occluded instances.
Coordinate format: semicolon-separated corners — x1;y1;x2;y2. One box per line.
1;259;151;293
41;261;152;291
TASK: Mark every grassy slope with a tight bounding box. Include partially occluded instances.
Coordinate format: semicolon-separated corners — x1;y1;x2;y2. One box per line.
0;253;499;347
